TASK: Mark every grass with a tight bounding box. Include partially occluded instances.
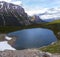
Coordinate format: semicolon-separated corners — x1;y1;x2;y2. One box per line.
46;19;60;25
39;40;60;53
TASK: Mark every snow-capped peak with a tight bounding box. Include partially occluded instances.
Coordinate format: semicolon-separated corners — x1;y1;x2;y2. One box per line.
0;1;4;9
0;1;22;10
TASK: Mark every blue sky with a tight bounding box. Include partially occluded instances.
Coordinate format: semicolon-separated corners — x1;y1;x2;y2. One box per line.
0;0;60;9
21;0;60;15
22;0;60;9
0;0;60;15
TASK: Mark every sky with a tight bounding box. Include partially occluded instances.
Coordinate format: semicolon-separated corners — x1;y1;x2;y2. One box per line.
0;0;60;15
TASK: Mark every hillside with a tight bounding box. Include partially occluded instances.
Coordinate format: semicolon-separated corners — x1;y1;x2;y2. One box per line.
40;40;60;53
46;19;60;24
39;20;60;53
45;20;60;39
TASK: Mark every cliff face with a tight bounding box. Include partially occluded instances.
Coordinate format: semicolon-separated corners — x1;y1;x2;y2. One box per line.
0;1;30;26
29;15;45;24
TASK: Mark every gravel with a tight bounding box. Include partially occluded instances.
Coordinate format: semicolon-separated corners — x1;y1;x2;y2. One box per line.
0;49;60;57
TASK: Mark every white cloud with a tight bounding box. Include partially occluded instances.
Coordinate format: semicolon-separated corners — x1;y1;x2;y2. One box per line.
11;1;22;5
25;7;60;20
0;0;11;2
25;8;48;16
40;14;60;20
0;0;22;5
41;15;57;19
40;7;60;20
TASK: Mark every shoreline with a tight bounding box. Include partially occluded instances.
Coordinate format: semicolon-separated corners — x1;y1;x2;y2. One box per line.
0;34;60;56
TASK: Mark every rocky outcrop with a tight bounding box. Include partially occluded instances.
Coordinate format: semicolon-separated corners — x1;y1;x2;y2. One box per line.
0;49;60;57
29;15;45;24
0;1;30;26
57;32;60;38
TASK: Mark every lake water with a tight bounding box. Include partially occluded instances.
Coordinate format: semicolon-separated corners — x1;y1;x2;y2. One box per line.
8;28;57;50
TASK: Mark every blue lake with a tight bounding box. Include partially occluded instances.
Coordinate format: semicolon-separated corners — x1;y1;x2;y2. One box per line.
8;28;57;50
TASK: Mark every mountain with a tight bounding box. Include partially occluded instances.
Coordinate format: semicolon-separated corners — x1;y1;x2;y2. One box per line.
38;8;60;22
43;18;57;22
0;1;30;26
29;15;45;24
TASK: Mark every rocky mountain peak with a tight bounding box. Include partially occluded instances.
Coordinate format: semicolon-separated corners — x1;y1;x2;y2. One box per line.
0;1;30;26
0;1;24;13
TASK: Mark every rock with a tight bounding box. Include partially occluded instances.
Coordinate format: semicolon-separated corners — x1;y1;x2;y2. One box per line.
57;32;60;38
0;1;30;26
51;42;55;45
29;15;45;24
8;36;17;46
0;49;60;57
0;34;6;41
42;52;52;57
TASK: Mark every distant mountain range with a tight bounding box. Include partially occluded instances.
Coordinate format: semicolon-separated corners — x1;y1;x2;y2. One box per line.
0;1;30;26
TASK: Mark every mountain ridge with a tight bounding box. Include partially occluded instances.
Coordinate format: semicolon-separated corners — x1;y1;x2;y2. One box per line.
0;1;30;26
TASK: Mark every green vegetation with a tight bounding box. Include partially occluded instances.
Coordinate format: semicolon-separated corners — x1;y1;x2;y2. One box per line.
39;40;60;53
46;19;60;25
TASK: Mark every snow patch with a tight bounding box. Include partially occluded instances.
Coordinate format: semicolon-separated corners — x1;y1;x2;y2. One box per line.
0;41;16;51
5;36;12;40
0;2;3;9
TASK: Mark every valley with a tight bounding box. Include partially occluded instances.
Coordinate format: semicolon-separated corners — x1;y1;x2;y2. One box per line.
0;1;60;56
